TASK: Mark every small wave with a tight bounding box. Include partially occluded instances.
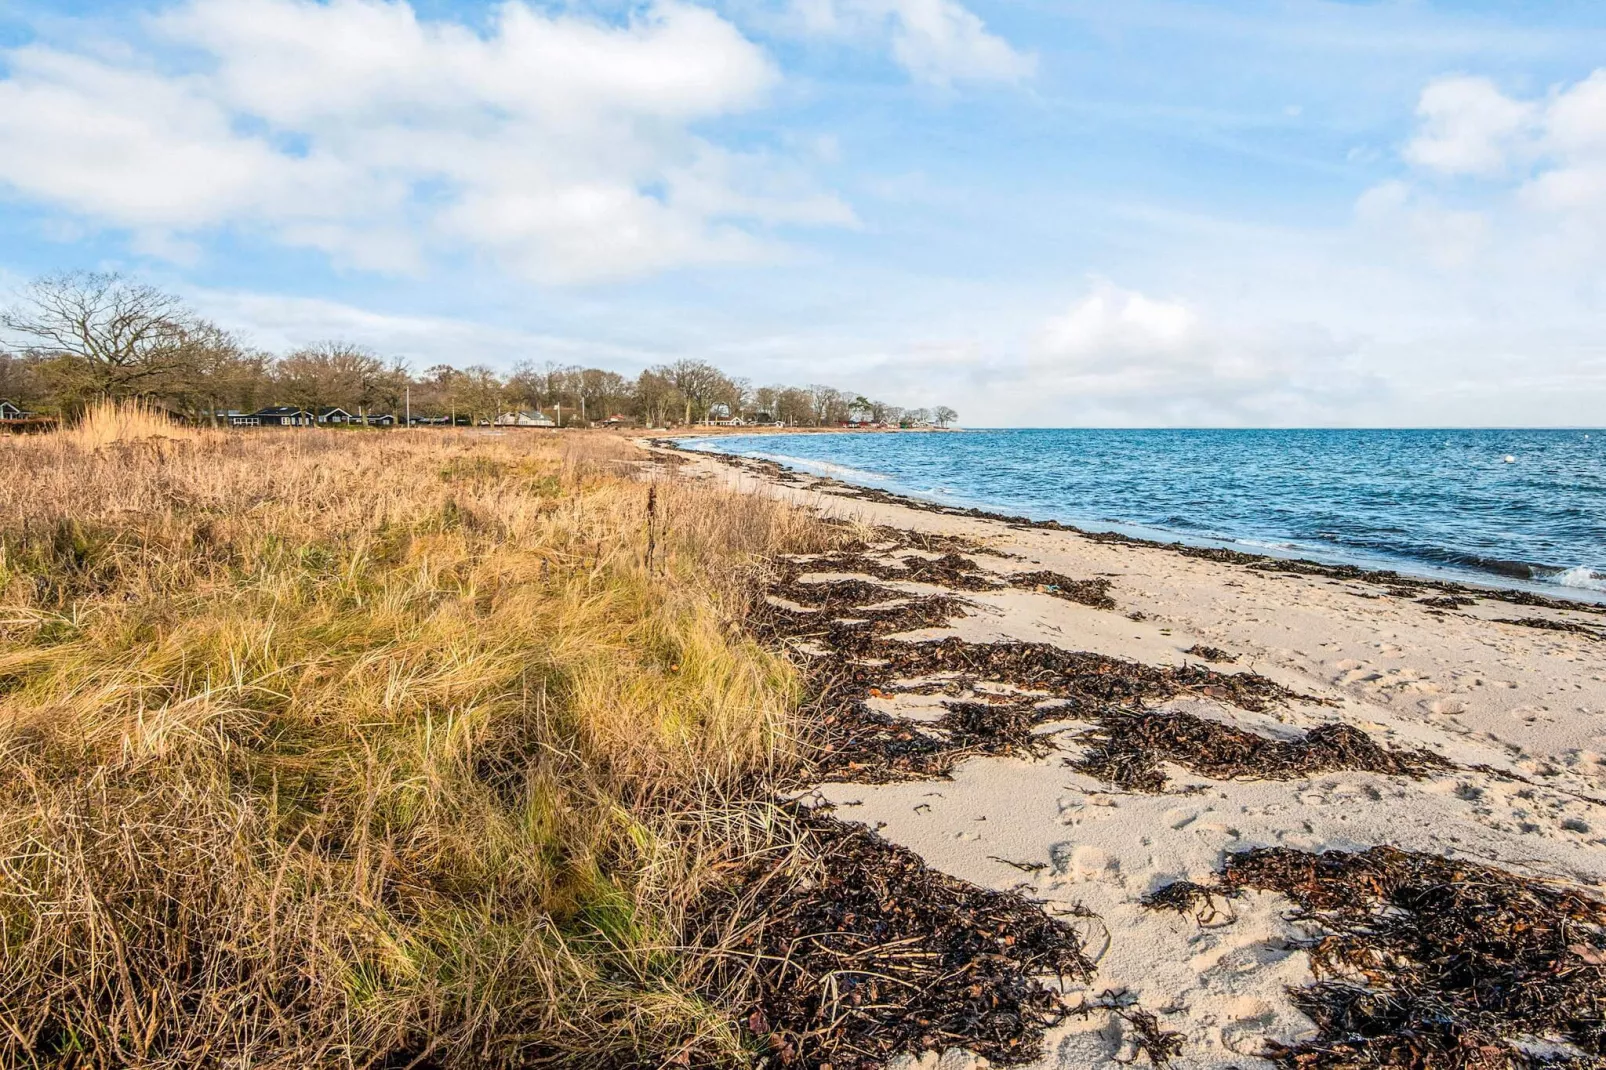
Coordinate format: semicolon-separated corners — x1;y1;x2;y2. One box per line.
1552;566;1606;593
744;451;893;484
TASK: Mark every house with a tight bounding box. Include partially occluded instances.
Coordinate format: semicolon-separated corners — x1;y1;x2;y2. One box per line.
601;413;635;428
494;411;556;427
230;406;364;427
232;406;308;427
0;400;27;421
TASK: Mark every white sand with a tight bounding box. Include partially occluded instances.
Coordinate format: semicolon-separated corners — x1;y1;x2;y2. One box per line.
683;449;1606;1069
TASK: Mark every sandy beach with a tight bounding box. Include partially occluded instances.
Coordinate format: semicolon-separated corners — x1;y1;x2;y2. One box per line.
672;442;1606;1070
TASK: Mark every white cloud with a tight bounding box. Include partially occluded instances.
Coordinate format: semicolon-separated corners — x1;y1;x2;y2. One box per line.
0;0;853;283
1373;69;1606;270
1354;180;1489;269
1024;283;1372;425
187;287;663;369
793;0;1034;85
1403;75;1534;177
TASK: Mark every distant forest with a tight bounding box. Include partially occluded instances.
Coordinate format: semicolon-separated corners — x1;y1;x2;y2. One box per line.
0;272;957;429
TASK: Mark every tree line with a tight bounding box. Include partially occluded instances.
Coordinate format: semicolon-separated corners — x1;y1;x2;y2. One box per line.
0;272;958;429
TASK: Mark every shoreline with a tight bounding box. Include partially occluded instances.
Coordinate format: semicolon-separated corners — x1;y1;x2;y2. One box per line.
659;438;1606;612
670;438;1606;1069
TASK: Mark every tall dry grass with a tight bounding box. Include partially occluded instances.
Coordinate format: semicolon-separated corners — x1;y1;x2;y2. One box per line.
0;418;837;1068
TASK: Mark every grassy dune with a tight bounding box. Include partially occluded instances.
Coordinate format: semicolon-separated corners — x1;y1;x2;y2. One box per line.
0;412;836;1068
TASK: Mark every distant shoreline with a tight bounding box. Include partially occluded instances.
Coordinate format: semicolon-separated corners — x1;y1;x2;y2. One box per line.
661;434;1606;608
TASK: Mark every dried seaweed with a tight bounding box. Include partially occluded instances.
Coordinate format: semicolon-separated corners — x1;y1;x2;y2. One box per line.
1493;617;1604;641
1419;595;1478;609
1215;845;1606;1070
688;806;1094;1069
757;588;972;647
868;639;1299;713
1066;990;1188;1068
814;699;1060;783
1008;570;1117;610
788;550;1006;593
1140;880;1237;926
1073;710;1449;792
1183;644;1237;663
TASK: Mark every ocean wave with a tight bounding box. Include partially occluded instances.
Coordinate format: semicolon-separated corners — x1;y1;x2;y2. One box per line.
744;451;894;484
1552;566;1606;593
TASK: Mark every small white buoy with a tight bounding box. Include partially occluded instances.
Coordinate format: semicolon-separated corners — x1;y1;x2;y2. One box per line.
1504;454;1516;463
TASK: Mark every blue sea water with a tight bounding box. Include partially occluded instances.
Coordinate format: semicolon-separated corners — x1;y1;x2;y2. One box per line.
682;429;1606;599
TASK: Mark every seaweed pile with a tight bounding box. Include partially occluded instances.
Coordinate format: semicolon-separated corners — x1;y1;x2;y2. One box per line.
864;638;1297;712
1205;846;1606;1070
759;579;972;647
689;806;1094;1069
1009;570;1116;609
1494;616;1605;642
1184;644;1237;662
1074;711;1451;792
814;697;1063;783
774;549;1118;609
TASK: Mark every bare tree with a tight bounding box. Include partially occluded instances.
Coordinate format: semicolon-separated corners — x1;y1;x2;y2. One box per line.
751;385;779;421
578;368;629;424
161;321;255;425
634;369;681;427
664;359;733;424
775;386;814;427
809;385;848;426
0;351;47;411
933;405;958;428
458;366;506;425
1;272;192;403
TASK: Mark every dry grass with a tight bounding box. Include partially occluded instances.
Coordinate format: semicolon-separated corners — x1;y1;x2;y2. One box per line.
62;398;196;449
0;418;838;1068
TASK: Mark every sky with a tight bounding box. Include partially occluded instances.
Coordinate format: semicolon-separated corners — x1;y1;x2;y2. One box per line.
0;0;1603;427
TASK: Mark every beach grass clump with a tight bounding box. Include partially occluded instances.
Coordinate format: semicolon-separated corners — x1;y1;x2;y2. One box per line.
0;416;832;1068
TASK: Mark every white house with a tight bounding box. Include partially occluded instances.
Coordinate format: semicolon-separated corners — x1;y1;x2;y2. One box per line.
494;411;556;427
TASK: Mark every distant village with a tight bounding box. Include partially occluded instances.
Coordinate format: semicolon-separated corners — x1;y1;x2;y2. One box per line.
1;272;957;433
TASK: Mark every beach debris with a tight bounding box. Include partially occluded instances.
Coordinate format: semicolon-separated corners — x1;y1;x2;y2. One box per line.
1139;880;1238;926
761;578;972;644
1183;644;1237;663
1006;570;1116;609
1492;616;1605;641
1066;990;1187;1068
1419;595;1478;609
1073;710;1449;792
870;525;1016;559
813;698;1059;783
688;806;1094;1069
784;550;1005;593
1213;845;1606;1070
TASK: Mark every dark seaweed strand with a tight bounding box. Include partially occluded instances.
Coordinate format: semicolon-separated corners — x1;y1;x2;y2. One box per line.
1219;846;1606;1070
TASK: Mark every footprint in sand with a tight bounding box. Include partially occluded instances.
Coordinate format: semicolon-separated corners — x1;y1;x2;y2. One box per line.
1050;842;1119;881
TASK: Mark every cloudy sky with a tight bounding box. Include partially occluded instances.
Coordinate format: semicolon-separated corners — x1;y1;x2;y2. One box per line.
0;0;1603;426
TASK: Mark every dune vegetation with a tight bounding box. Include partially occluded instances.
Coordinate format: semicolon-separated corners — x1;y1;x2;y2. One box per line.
0;411;838;1068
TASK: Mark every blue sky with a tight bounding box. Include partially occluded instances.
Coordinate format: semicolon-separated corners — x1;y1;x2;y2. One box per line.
0;0;1603;425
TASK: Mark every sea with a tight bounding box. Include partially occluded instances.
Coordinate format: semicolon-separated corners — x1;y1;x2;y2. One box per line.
680;428;1606;600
